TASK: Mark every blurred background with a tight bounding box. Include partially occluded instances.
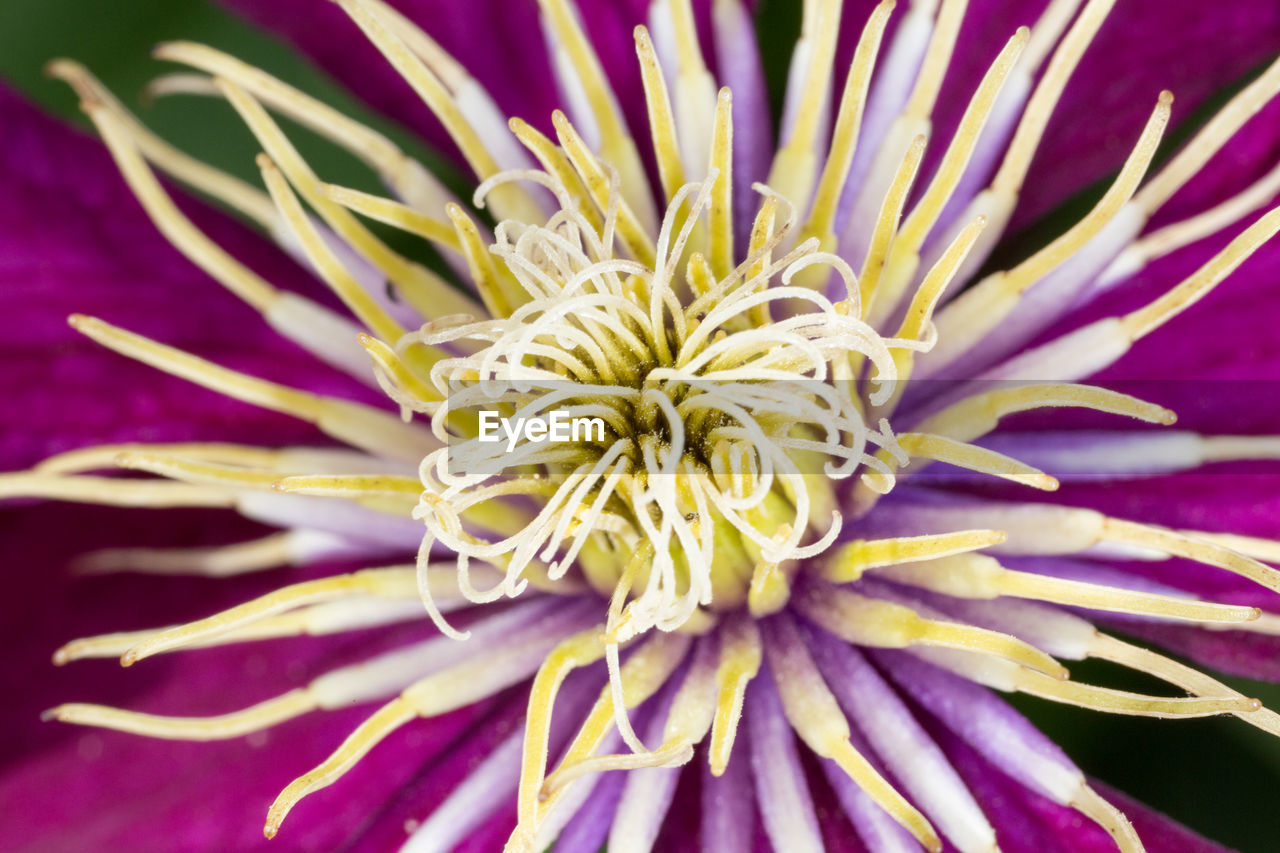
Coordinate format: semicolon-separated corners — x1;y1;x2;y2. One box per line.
2;0;1279;849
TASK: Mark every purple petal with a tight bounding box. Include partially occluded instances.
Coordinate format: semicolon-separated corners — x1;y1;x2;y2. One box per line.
0;86;373;472
803;625;996;853
700;738;757;853
218;0;679;168
219;0;559;157
1005;0;1280;229
745;660;824;853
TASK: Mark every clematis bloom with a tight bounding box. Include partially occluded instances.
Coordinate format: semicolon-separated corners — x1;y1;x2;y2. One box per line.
4;0;1280;851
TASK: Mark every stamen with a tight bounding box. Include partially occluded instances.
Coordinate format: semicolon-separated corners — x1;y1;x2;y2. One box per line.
0;473;234;508
634;26;686;201
661;0;717;180
114;451;278;489
72;531;307;577
1101;517;1280;594
766;0;842;212
271;473;422;500
67;315;435;462
803;0;894;245
1071;784;1143;853
320;182;460;250
445;203;526;319
1090;633;1280;737
271;606;591;838
859;431;1059;493
1105;159;1280;285
876;552;1262;623
215;77;480;322
709;613;762;775
708;88;735;278
1015;668;1258;717
509;117;606;236
119;568;417;665
534;0;658;228
895;27;1027;256
149;41;452;212
902;0;967;122
34;442;386;476
551;111;659;267
799;585;1068;679
991;0;1115;200
1135;53;1280;214
516;627;608;833
929;91;1171;369
265;697;417;838
358;333;442;412
821;529;1007;583
913;383;1175;442
517;632;691;848
1176;529;1280;565
332;0;542;224
1122;205;1280;339
47;60;277;229
859;135;927;312
44;690;317;741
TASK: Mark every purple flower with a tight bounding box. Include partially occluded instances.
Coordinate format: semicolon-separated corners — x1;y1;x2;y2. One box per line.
4;1;1280;851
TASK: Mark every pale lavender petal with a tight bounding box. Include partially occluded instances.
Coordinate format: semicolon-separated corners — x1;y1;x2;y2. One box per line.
555;766;628;853
818;755;920;853
978;431;1207;481
607;651;693;852
801;619;997;853
872;648;1084;805
745;660;824;853
700;732;756;853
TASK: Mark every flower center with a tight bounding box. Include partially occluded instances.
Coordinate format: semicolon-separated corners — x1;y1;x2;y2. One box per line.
401;167;913;642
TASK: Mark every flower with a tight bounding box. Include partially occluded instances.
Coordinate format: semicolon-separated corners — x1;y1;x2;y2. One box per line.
4;0;1280;851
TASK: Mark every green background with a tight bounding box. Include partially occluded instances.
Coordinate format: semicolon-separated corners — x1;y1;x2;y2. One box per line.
1;0;1278;849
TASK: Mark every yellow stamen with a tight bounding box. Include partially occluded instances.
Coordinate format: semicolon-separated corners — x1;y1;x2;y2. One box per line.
150;41;449;211
708;88;735;279
535;0;658;228
45;690;317;741
821;529;1007;583
803;0;894;242
216;78;480;322
1122;205;1280;339
800;585;1068;678
321;182;460;250
516;627;608;832
635;27;686;201
120;568;417;665
915;384;1175;442
67;315;434;462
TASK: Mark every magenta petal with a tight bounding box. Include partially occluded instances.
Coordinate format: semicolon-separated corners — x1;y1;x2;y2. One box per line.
921;707;1234;853
1007;0;1280;228
219;0;558;156
218;0;679;166
0;86;371;472
0;506;486;852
